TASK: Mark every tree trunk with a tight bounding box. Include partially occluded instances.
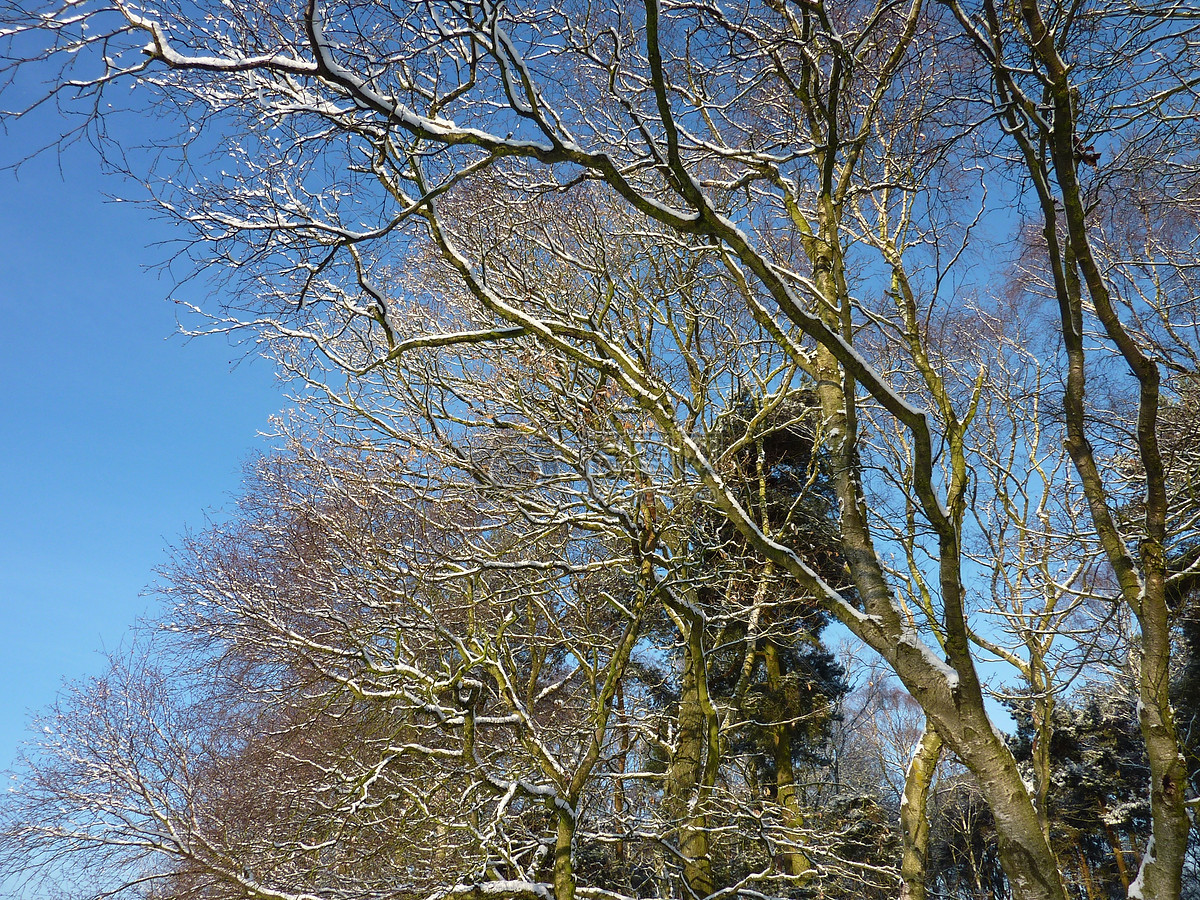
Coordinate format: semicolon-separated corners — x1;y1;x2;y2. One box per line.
900;722;942;900
553;807;576;900
612;683;629;863
1074;840;1098;900
800;216;1071;900
763;641;814;879
663;619;714;898
1105;823;1131;893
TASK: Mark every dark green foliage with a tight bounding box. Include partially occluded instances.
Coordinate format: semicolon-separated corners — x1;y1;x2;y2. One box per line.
1171;568;1200;900
917;675;1197;900
927;777;1007;900
709;390;849;588
1170;562;1200;814
812;794;901;899
707;636;847;774
700;390;850;777
1006;689;1148;898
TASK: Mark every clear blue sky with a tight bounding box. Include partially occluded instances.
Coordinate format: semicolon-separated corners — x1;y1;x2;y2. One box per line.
0;108;288;772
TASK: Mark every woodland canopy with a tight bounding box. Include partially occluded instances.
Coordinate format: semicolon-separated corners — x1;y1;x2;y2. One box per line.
1;0;1199;898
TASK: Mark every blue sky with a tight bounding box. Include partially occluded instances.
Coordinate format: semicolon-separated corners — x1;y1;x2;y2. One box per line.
0;111;288;772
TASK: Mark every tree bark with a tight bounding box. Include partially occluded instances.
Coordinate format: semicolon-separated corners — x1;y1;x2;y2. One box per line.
900;722;943;900
763;641;814;880
663;619;715;898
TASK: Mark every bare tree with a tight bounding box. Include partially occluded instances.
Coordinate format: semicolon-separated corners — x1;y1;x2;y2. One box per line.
3;0;1198;897
2;424;884;900
936;0;1200;894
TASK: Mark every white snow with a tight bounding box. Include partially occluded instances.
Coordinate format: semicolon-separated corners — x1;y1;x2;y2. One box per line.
1129;835;1154;900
